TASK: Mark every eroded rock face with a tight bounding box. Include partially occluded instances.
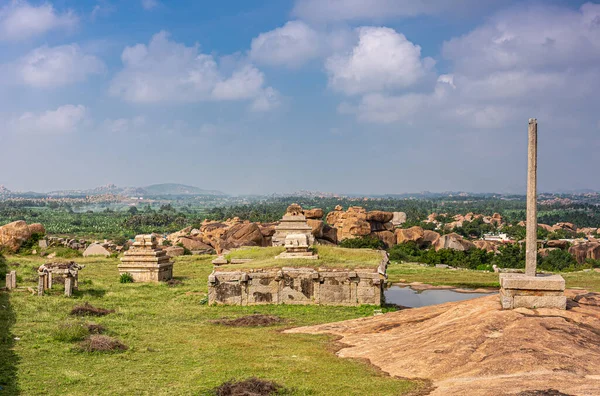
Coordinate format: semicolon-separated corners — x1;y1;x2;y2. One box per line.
366;211;393;223
473;240;499;253
304;208;324;219
372;230;396;248
178;236;215;254
422;230;441;247
307;219;324;239
0;221;34;252
568;242;600;264
28;223;46;235
326;206;372;241
286;292;600;396
395;226;425;245
547;240;569;249
434;233;475;251
221;222;265;250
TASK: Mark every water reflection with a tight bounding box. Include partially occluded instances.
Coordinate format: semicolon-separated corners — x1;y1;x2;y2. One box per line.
384;286;495;308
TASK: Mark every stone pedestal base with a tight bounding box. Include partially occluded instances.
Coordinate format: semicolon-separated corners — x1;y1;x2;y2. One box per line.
275;252;319;259
118;262;173;282
499;273;566;310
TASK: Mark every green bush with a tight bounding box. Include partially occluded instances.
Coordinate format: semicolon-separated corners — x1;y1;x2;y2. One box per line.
492;243;525;269
539;249;578;272
51;247;83;259
388;242;421;262
52;320;90;342
119;273;134;283
338;236;384;250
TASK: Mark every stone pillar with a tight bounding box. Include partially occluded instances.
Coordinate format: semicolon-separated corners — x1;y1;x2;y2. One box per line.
47;272;53;290
526;118;538;277
10;271;16;289
37;274;45;296
64;276;73;297
5;274;11;290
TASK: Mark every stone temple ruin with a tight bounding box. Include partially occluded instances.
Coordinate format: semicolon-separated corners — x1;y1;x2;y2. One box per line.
272;204;314;246
208;204;388;306
37;261;84;297
118;234;173;282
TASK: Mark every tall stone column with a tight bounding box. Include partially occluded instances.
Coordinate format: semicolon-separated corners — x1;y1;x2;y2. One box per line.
526;118;538;277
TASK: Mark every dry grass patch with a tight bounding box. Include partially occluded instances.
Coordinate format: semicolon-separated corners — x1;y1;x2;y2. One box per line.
70;302;114;317
86;323;105;334
78;335;127;353
212;314;282;327
213;377;284;396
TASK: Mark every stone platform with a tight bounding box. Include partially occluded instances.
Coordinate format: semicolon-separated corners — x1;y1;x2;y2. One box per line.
499;273;566;309
118;235;173;282
208;267;384;306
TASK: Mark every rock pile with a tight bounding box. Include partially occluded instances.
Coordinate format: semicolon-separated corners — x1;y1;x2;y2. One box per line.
325;206;395;247
0;221;45;252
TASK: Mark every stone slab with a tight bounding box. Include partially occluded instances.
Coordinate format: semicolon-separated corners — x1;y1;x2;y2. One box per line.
500;273;565;291
513;295;567;309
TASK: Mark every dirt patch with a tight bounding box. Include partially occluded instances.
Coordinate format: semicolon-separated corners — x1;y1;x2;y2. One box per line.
213;314;282;327
70;302;114;317
86;323;105;334
517;390;573;396
166;279;183;287
78;335;127;352
213;377;284;396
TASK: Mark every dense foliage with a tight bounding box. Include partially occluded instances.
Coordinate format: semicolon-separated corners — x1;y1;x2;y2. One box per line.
338;236;385;250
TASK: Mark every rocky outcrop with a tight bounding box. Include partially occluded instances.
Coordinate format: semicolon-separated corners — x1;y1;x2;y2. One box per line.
422;230;441;247
578;227;597;236
434;233;475;251
547;240;569;249
304;208;324;219
391;212;407;226
569;242;600;264
220;222;265;251
372;230;396;248
326;206;371;241
395;226;425;245
178;236;215;254
307;219;324;239
473;240;500;253
366;211;393;223
321;224;338;244
165;246;185;257
0;220;46;252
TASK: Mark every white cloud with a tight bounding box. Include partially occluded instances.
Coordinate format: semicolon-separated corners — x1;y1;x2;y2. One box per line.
91;1;116;20
141;0;159;10
250;87;280;112
10;105;87;134
325;27;433;95
110;31;278;109
103;116;146;133
250;21;321;67
12;44;105;88
0;1;77;41
292;0;492;23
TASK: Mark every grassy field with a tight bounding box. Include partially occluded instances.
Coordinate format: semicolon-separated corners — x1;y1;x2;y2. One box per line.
0;254;417;396
222;246;383;271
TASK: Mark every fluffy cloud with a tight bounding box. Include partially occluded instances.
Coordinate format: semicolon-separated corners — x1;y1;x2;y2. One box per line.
343;3;600;129
325;27;433;95
9;105;87;134
141;0;159;10
250;21;321;67
0;1;77;41
292;0;494;22
103;116;146;133
110;31;278;109
12;44;105;88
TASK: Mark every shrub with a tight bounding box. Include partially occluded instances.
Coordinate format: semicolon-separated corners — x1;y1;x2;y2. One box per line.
338;236;384;250
52;320;90;342
119;273;134;283
162;239;172;246
213;377;284;396
539;249;578;272
389;242;421;262
50;247;83;259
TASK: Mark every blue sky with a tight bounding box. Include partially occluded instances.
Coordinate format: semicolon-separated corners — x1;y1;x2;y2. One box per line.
0;0;599;194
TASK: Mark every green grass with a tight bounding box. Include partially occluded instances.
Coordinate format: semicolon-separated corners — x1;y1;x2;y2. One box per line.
386;262;600;291
1;254;417;395
221;246;383;271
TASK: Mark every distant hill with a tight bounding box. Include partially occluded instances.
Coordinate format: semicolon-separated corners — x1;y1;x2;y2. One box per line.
141;183;226;196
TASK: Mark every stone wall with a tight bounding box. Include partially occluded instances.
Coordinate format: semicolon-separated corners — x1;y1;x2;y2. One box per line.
208;254;388;306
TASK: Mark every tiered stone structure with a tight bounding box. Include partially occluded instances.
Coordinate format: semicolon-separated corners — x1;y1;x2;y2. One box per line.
272;204;314;246
118;235;173;282
500;119;566;309
275;234;318;260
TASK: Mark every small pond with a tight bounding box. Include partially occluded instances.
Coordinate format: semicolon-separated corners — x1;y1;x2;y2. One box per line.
384;286;496;308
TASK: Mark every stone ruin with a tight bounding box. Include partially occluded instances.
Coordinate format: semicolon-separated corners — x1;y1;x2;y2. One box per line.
272;204;314;246
37;261;84;297
208;251;388;306
118;234;173;282
275;234;318;260
5;270;16;290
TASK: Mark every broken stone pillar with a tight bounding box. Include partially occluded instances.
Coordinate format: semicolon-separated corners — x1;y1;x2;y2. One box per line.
10;271;16;289
500;119;566;310
64;276;73;297
47;272;53;290
37;273;46;296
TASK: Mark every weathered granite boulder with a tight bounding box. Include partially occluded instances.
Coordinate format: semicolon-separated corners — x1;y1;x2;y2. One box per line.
372;230;396;248
304;208;324;219
395;226;425;245
28;223;46;235
391;212;407;226
258;223;277;238
326;206;372;241
547;240;570;249
422;230;441;247
366;211;393;223
0;221;33;252
221;222;265;250
578;227;598;236
321;224;338;244
179;236;214;253
165;246;185;257
434;233;475;251
307;219;324;239
474;240;500;253
569;242;600;264
538;247;559;258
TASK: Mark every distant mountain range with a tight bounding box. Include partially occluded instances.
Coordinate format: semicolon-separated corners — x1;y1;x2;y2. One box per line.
0;183;227;197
